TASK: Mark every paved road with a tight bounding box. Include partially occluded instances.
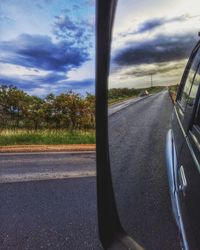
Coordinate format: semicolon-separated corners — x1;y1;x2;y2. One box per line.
0;152;96;183
109;91;181;250
108;95;150;116
0;153;102;250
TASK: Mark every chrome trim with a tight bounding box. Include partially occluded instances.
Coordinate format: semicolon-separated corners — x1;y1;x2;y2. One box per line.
179;165;187;192
165;129;189;250
179;107;184;118
174;106;186;137
193;124;200;135
185;134;200;174
189;130;200;152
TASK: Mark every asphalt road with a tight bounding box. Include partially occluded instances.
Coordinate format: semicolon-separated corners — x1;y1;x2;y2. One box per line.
109;91;181;250
0;91;180;250
0;152;96;183
0;153;102;250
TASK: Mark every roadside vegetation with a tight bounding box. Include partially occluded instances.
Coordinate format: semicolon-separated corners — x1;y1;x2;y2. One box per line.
0;129;95;146
0;85;95;146
169;84;179;93
0;85;95;130
168;84;179;103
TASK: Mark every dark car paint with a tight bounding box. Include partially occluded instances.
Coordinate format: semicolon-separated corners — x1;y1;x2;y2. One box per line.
166;40;200;249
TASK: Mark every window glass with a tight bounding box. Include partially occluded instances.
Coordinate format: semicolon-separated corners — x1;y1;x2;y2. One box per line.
185;63;200;124
179;48;200;110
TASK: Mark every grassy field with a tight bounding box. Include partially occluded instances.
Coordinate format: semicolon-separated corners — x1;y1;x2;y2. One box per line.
0;129;95;146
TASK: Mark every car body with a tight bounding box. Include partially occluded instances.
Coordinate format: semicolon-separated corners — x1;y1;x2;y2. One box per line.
139;90;149;97
166;39;200;250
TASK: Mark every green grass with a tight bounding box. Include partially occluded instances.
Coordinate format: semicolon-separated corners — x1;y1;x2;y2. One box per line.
169;84;179;93
0;129;95;146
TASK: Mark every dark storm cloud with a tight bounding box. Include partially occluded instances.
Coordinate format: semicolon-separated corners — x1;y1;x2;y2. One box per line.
52;14;94;49
136;16;188;34
0;72;94;95
136;18;166;33
119;15;192;37
114;33;197;66
0;34;90;72
0;75;38;90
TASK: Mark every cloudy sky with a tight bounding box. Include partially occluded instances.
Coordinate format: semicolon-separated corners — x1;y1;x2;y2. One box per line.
0;0;95;96
109;0;200;89
0;0;199;96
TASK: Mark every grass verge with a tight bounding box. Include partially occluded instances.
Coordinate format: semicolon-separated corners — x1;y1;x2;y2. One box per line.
0;129;95;146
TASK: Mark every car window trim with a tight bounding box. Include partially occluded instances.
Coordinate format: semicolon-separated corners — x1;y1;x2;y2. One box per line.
177;42;200;102
185;132;200;174
187;79;200;132
182;61;200;115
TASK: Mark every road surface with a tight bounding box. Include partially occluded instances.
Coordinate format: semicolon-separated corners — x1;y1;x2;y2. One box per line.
109;91;181;250
0;91;180;249
0;152;96;183
0;153;102;250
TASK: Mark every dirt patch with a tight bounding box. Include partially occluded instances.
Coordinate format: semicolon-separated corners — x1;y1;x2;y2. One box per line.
0;144;96;153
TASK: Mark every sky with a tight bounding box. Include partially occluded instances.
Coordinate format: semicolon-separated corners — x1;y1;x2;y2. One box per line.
0;0;95;96
0;0;199;96
109;0;200;89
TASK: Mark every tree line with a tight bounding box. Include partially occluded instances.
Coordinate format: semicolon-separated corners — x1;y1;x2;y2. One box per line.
0;85;95;130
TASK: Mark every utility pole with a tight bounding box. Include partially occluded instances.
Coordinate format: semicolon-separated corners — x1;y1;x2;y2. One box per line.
150;73;153;88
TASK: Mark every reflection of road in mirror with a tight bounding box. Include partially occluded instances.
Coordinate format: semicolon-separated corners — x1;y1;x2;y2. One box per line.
108;91;180;249
108;94;151;116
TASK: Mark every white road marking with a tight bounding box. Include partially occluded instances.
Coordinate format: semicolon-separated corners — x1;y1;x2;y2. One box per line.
0;170;96;183
108;95;152;116
0;151;95;156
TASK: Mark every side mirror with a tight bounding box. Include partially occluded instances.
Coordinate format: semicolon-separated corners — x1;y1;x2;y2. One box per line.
95;1;143;249
95;0;199;248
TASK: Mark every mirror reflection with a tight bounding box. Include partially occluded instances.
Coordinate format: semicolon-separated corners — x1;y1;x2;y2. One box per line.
108;0;200;249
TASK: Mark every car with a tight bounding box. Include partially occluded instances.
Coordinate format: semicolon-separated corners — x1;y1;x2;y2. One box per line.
166;37;200;250
139;90;149;97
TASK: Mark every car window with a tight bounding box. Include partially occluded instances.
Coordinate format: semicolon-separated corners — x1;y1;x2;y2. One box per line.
179;48;200;111
184;62;200;125
188;64;200;105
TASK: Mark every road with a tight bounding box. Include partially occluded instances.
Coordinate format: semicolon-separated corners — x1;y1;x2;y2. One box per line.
109;91;181;249
108;95;150;116
0;91;180;250
0;152;96;183
0;153;102;250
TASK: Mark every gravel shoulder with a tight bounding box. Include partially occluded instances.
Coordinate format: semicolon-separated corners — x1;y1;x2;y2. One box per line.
0;144;96;153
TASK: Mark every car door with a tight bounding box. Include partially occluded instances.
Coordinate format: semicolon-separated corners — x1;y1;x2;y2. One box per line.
177;45;200;248
172;43;200;159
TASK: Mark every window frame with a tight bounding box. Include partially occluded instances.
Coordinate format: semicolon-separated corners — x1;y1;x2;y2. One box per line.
177;42;200;112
